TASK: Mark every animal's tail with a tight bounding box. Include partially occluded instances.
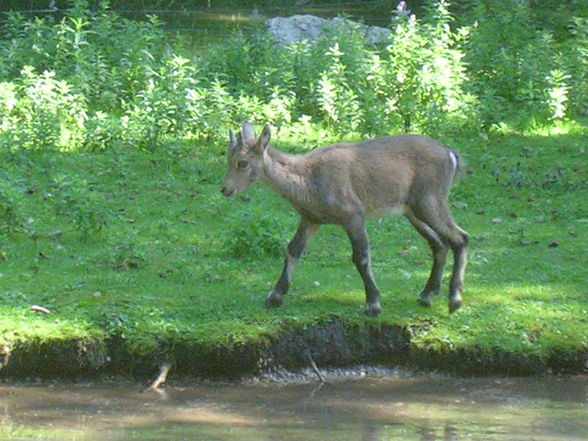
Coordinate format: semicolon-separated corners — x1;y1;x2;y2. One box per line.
448;149;464;187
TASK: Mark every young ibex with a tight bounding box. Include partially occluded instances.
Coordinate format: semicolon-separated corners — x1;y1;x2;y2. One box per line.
221;122;469;316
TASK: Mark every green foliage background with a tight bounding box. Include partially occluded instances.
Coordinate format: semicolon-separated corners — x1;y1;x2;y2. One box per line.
0;0;587;370
0;0;586;151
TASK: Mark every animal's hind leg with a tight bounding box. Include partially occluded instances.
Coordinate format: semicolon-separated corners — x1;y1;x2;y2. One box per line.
447;223;469;312
406;212;449;308
412;199;469;313
343;215;382;317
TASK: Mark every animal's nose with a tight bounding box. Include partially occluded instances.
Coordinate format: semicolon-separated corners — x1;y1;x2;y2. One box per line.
221;186;233;197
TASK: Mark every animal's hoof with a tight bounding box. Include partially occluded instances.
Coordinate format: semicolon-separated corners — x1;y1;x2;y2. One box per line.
418;297;433;308
449;299;462;313
418;289;438;308
265;293;283;309
364;302;382;317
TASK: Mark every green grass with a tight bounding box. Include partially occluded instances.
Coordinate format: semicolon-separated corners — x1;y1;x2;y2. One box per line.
1;120;587;366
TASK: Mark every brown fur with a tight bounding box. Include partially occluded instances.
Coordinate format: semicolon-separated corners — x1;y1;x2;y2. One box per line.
222;123;469;315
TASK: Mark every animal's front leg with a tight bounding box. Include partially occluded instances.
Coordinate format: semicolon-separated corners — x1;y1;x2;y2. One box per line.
265;218;320;308
406;212;449;308
344;215;382;316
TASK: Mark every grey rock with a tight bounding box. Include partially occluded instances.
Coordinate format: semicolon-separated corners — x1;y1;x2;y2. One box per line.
267;14;391;47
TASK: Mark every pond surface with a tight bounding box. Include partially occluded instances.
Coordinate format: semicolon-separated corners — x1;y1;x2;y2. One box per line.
1;373;587;440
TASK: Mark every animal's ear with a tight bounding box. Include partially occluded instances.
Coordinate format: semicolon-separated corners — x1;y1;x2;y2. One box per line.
229;129;237;150
241;122;256;145
258;124;271;153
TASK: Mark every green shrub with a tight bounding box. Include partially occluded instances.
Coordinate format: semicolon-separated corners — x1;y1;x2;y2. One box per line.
0;180;24;235
51;174;112;233
203;27;288;98
311;17;374;134
0;67;87;151
83;111;127;152
317;43;364;133
563;17;588;116
465;0;570;127
0;0;171;111
123;56;199;148
110;241;146;271
546;68;571;121
225;208;287;259
358;0;479;134
0;0;582;149
184;79;237;140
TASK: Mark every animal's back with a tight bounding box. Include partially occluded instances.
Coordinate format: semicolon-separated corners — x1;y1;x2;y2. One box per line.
307;134;450;164
302;135;456;220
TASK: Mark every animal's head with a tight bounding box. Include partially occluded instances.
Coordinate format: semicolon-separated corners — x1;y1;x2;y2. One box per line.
221;122;271;197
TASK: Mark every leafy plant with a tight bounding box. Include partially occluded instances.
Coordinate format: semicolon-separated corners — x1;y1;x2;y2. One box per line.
124;56;199;148
0;180;24;235
0;67;87;151
464;0;570;127
110;241;146;271
51;174;111;233
184;79;236;140
546;69;570;121
225;207;288;259
372;0;478;133
317;43;363;133
563;17;588;116
0;1;171;111
83;111;127;151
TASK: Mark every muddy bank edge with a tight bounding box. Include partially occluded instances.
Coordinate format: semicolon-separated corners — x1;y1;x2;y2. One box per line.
1;319;587;379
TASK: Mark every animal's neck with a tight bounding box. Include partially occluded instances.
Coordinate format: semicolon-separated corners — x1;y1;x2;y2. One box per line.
262;147;310;204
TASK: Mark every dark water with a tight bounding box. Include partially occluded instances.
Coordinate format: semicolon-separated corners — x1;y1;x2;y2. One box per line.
1;373;587;440
0;2;396;43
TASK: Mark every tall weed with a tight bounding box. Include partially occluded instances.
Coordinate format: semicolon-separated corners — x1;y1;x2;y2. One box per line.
51;173;112;233
0;179;24;235
361;0;478;134
225;207;287;259
0;0;583;151
0;67;87;151
0;0;171;111
563;18;588;116
124;56;199;148
465;0;569;127
317;43;364;133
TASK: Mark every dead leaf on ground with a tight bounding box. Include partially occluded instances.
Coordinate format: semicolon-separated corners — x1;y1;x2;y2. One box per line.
31;305;52;315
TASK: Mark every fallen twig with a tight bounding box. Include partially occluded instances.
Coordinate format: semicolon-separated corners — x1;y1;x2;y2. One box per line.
310;381;326;397
144;362;172;393
31;305;52;315
307;352;328;384
178;216;196;225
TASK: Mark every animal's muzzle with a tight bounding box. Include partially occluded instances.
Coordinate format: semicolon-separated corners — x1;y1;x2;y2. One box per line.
221;186;235;197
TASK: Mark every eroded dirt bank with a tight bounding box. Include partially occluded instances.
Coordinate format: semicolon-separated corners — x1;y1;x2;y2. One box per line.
1;320;587;380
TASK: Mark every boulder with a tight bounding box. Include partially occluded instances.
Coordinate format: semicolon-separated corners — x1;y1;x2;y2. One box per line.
267;14;391;47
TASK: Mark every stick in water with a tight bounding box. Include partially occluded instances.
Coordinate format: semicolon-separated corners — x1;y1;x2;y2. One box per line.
144;362;172;392
307;352;327;384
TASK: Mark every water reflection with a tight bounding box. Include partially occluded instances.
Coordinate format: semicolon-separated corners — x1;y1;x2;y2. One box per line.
0;374;587;441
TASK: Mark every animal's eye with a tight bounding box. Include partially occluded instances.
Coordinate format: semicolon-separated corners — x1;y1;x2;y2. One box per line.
237;160;249;169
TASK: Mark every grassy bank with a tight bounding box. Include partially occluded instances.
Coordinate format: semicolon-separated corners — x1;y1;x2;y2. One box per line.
1;121;587;377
